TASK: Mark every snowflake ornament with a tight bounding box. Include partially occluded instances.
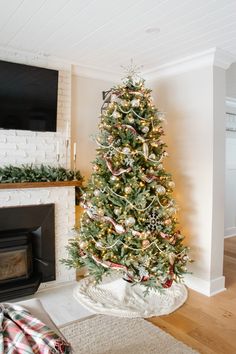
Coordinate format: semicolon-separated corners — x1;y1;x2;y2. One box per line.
147;210;162;231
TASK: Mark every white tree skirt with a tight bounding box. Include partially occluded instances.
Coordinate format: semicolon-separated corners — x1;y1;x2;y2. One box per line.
73;274;188;318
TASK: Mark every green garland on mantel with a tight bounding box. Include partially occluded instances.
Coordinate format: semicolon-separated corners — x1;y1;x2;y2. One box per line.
0;164;83;184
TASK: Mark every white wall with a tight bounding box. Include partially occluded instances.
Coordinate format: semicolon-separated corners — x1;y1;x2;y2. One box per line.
71;74;114;180
148;62;226;295
225;62;236;238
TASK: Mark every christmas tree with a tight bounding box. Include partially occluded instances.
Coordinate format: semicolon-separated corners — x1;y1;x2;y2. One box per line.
64;68;190;292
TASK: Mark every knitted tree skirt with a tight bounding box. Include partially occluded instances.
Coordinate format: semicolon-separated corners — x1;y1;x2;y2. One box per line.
73;274;188;318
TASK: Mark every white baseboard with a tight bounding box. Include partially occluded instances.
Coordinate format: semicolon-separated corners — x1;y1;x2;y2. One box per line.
184;274;226;296
224;234;236;239
224;227;236;238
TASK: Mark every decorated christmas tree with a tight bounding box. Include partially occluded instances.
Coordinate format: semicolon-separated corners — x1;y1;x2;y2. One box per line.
64;67;190;293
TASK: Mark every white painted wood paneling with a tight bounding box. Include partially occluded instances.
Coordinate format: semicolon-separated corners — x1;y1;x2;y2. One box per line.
0;0;235;73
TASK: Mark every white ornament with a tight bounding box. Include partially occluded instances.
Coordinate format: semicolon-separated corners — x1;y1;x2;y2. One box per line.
114;208;121;216
95;242;103;249
149;153;156;160
122;147;131;154
156;185;166;195
125;217;136;227
94;189;101;197
157;163;163;170
142;126;149;133
131;98;140;107
110;176;118;181
125;186;132;194
143;143;149;159
112;110;121;119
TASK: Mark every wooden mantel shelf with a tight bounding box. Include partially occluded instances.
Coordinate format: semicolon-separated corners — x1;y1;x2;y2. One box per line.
0;180;82;190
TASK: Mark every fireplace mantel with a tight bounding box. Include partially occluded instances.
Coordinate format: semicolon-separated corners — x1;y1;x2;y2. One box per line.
0;181;82;190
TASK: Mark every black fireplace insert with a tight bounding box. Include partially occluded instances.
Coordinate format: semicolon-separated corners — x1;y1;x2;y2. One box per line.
0;204;55;301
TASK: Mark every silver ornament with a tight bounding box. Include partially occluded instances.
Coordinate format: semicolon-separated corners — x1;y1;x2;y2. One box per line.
115;224;125;234
114;208;121;216
122;147;131;154
142;126;149;133
110;175;118;181
156;185;166;195
125;217;136;227
167;207;176;215
125;186;132;194
131;98;140;107
94;189;101;197
157;112;166;121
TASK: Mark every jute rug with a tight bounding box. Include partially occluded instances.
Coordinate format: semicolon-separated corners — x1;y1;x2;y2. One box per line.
60;315;199;354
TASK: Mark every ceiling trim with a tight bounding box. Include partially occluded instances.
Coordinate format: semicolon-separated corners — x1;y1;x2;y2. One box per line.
143;48;236;81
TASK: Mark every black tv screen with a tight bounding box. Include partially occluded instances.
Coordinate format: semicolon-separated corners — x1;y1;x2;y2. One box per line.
0;60;58;132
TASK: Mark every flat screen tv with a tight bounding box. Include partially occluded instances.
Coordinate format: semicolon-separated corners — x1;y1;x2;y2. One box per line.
0;60;58;132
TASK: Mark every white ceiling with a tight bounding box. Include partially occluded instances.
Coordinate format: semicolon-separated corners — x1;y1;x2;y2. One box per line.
0;0;236;75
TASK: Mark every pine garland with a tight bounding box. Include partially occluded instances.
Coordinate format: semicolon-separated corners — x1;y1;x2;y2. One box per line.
0;164;83;183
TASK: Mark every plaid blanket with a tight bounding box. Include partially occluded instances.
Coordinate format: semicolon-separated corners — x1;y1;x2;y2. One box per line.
0;303;72;353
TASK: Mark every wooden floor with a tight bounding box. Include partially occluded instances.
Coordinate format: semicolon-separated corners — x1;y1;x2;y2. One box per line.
149;237;236;354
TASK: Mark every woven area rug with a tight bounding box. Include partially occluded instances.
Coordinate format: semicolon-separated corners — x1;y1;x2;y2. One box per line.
60;315;199;354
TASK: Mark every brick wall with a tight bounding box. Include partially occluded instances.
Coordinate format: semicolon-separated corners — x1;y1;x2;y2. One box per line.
0;186;76;285
0;48;76;287
0;48;72;168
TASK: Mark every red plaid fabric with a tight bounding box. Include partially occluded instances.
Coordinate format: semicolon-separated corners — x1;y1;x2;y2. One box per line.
0;303;72;353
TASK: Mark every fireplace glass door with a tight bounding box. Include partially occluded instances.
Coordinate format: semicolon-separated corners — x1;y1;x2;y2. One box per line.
0;244;32;282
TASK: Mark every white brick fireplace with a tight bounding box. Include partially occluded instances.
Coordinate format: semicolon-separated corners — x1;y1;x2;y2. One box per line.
0;48;76;291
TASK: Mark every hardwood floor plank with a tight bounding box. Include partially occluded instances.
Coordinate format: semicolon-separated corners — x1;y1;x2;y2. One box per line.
149;236;236;354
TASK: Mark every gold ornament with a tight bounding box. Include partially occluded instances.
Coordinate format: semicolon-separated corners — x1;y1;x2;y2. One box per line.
142;240;150;248
168;181;175;189
79;241;88;249
124;186;132;194
164;219;171;225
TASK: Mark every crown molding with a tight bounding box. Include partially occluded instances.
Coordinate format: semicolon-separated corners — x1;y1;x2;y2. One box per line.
72;64;119;83
143;48;236;81
0;45;72;71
